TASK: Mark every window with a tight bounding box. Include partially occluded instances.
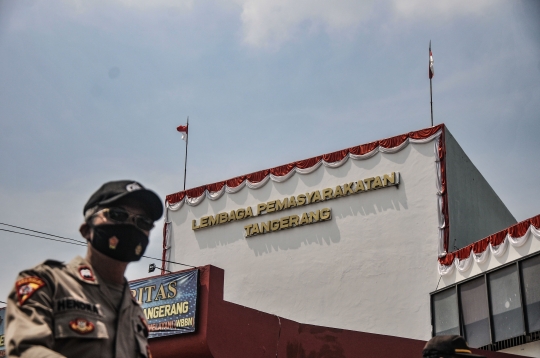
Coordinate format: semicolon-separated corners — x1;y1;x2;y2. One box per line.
488;264;525;341
521;254;540;333
433;288;460;336
460;277;490;348
431;253;540;352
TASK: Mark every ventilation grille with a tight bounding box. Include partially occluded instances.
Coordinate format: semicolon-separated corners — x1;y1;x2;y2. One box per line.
479;331;540;351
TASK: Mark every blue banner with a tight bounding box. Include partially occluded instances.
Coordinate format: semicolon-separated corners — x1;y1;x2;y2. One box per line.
0;307;5;357
129;269;198;338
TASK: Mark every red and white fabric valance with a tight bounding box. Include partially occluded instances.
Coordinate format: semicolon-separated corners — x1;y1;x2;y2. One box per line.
166;124;445;207
438;215;540;275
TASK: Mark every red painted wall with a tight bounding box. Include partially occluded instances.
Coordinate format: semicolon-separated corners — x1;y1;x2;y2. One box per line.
148;266;523;358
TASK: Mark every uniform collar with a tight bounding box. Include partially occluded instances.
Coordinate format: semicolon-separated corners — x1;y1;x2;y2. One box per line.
67;256;100;285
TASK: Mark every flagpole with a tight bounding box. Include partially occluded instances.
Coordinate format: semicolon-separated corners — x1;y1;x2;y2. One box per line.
430;77;433;127
183;116;189;191
429;40;434;127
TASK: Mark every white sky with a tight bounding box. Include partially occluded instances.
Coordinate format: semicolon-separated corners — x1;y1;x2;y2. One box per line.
0;0;539;305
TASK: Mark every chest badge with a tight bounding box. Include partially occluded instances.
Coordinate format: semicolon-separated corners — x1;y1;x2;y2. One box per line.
78;266;96;282
16;276;46;306
69;318;95;334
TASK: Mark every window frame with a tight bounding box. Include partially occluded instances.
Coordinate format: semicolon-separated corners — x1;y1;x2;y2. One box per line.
458;274;491;347
430;285;460;337
430;252;540;346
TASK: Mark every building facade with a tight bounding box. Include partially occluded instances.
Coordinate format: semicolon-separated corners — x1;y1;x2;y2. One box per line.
159;124;535;356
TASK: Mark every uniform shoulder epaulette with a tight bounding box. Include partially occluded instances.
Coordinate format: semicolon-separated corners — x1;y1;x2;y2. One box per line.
42;259;65;267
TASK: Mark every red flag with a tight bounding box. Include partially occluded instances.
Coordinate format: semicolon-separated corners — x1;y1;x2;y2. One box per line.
429;42;434;79
177;125;188;141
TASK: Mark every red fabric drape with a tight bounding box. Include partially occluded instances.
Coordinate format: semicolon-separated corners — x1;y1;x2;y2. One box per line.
472;239;490;254
508;219;530;238
322;150;349;163
488;230;508;247
226;176;246;188
456;246;473;260
348;141;379;156
531;215;540;229
438;128;449;253
166;192;186;204
270;163;296;177
246;170;270;183
206;181;226;193
295;156;322;169
185;186;206;199
379;134;408;148
439;253;455;266
409;124;443;139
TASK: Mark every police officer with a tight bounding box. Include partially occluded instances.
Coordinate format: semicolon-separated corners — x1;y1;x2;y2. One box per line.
6;180;163;358
422;336;486;358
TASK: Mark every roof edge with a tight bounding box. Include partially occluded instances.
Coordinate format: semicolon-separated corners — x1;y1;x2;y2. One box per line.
166;123;446;204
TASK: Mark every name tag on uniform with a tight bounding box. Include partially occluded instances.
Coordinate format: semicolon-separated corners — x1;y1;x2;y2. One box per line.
55;298;102;316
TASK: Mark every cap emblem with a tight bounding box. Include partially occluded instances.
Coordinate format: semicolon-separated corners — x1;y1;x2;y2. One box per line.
135;244;142;255
126;183;142;192
109;237;119;249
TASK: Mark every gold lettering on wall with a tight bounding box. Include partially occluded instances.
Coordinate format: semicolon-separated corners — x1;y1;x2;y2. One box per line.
191;172;400;231
244;208;332;238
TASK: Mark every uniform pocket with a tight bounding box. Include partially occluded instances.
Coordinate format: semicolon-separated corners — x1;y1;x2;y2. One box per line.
54;313;109;339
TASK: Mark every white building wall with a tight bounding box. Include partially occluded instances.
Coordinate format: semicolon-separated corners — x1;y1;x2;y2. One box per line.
168;141;441;340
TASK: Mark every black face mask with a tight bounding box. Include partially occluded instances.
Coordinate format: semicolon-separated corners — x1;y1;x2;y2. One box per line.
90;224;149;262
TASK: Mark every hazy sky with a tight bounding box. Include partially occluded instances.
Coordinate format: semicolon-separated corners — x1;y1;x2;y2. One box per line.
1;0;539;306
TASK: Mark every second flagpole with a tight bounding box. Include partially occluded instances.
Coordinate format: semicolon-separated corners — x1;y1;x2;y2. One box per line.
183;116;189;191
430;77;433;127
429;40;434;127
